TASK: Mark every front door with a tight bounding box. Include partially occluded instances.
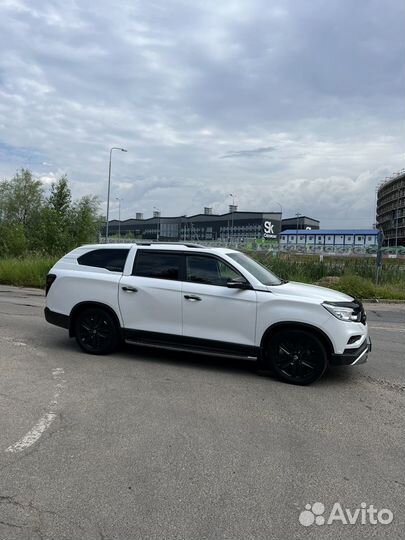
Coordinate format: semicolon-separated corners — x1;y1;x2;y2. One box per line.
182;254;257;346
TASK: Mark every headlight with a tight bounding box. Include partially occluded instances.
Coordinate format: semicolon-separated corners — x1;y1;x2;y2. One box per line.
322;301;361;322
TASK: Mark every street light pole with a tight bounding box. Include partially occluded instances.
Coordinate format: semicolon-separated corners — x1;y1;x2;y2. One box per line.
106;147;127;241
153;206;160;241
272;201;283;250
229;193;235;244
116;197;121;239
295;212;301;248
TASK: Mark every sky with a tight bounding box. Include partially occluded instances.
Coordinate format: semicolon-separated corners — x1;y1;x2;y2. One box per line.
0;0;404;227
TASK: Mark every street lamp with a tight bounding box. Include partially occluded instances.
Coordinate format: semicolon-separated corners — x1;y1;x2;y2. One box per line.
272;201;283;249
295;212;301;247
229;193;235;244
273;201;282;216
153;206;161;241
115;197;121;239
106;147;127;241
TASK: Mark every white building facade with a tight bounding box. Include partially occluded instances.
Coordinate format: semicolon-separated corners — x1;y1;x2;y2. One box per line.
280;229;379;253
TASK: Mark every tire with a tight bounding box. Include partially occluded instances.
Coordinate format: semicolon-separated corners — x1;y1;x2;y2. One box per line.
262;329;328;385
74;307;119;355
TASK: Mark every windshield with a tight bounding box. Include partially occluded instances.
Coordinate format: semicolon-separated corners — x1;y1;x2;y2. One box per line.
227;252;283;286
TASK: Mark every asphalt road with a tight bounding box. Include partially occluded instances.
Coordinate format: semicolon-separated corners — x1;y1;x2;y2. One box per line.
0;285;404;540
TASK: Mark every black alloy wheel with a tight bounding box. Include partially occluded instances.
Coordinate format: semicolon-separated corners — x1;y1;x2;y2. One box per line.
265;329;328;385
75;307;119;355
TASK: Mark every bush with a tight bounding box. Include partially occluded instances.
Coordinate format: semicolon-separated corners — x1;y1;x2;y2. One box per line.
248;252;405;300
0;257;57;288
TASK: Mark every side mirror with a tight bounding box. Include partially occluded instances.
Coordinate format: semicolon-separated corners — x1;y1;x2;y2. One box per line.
226;278;252;290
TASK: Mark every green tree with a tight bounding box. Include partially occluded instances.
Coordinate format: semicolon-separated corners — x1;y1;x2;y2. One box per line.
0;169;43;227
42;176;74;253
0;169;102;256
70;195;102;246
0;222;27;256
49;175;72;216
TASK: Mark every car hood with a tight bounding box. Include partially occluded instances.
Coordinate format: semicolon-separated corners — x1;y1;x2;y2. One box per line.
267;281;354;302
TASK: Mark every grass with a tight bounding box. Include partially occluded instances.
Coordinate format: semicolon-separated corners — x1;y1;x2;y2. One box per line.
0;256;57;289
328;274;405;301
0;252;404;300
248;252;405;300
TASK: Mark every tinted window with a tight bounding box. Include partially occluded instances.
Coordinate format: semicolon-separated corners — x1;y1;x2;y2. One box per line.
186;255;240;286
78;249;129;272
133;251;182;280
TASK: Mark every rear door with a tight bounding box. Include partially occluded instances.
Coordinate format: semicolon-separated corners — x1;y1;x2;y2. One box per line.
118;250;184;336
182;254;257;346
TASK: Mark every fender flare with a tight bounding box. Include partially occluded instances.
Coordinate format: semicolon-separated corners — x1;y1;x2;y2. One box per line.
260;321;334;357
69;301;122;338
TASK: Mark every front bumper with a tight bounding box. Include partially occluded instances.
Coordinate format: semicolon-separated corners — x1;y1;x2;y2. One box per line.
330;337;371;366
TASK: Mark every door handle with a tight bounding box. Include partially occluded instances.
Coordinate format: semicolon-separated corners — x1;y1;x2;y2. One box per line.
184;295;202;301
122;286;138;293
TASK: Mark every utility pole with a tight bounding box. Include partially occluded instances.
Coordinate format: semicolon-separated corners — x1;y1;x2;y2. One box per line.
116;197;121;239
229;193;235;245
153;207;161;241
106;147;127;241
295;212;301;248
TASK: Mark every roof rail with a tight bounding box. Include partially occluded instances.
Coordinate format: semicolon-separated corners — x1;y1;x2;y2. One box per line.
135;241;206;248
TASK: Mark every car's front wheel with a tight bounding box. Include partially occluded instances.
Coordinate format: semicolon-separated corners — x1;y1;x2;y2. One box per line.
262;329;328;385
74;307;119;355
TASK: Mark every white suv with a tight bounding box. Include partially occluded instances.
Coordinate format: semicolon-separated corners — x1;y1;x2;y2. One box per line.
45;243;371;385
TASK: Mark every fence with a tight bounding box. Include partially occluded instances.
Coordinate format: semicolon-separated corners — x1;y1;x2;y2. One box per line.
99;235;405;258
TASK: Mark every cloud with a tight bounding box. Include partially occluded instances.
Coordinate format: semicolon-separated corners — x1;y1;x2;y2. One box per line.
220;146;276;159
0;0;403;226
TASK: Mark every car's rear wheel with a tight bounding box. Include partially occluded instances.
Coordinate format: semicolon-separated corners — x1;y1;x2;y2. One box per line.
74;307;119;355
263;329;328;385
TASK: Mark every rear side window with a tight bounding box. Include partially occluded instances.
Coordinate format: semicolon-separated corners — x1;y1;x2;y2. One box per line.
133;251;183;280
78;249;129;272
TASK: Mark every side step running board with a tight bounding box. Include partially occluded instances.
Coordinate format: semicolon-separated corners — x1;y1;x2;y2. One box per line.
124;338;258;361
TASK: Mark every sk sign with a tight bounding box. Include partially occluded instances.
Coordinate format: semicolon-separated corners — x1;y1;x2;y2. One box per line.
263;220;277;239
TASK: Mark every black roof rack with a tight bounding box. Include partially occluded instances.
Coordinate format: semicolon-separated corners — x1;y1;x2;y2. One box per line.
135;241;206;248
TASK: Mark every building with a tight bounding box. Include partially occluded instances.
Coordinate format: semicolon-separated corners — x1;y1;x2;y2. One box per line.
105;206;284;242
281;215;320;231
280;229;379;252
376;170;405;247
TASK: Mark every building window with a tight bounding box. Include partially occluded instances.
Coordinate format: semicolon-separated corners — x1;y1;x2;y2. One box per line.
357;236;362;241
290;236;295;241
367;236;372;241
308;236;313;241
299;236;304;241
281;236;286;240
327;236;332;241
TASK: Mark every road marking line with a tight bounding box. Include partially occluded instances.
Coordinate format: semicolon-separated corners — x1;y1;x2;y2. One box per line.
0;336;27;346
5;368;66;453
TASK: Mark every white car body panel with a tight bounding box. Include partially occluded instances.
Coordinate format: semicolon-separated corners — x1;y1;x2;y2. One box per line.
45;243;370;363
181;282;257;345
119;276;182;335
